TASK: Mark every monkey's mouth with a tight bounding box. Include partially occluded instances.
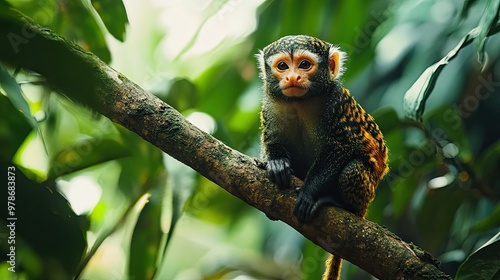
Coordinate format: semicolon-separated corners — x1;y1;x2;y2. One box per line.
282;85;308;97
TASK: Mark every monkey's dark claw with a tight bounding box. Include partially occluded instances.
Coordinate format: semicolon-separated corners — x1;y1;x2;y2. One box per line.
266;158;292;188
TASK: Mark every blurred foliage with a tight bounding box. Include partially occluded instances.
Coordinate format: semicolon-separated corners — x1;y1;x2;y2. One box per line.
1;0;500;279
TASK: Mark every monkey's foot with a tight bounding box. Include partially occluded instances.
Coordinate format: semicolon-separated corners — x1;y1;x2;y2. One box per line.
293;189;320;223
294;190;339;224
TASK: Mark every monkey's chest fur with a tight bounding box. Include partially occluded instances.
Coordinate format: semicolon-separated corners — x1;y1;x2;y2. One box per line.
262;95;329;179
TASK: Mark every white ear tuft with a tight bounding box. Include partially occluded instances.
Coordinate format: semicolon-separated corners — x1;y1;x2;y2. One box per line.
328;45;347;80
255;50;266;80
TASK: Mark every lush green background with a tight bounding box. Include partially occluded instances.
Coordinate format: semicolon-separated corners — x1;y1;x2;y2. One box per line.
1;0;499;279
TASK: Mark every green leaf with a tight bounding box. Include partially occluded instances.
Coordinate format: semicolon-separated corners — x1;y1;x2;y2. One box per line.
48;138;131;179
196;64;246;120
425;106;472;161
416;185;465;253
0;0;11;9
0;64;37;128
456;232;500;280
459;0;482;20
91;0;129;42
160;156;197;260
116;128;165;198
151;77;198;112
118;127;169;279
404;10;500;122
475;0;500;65
0;168;87;279
121;154;196;280
54;0;111;62
403;28;480;121
472;203;500;232
0;94;33;162
144;158;198;279
129;190;163;280
474;141;500;203
391;171;420;218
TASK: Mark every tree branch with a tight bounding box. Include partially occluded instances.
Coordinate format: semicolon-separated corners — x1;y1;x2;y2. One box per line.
0;8;451;280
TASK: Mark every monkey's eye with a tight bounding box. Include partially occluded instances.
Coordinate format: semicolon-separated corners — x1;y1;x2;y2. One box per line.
298;60;312;69
277;61;289;70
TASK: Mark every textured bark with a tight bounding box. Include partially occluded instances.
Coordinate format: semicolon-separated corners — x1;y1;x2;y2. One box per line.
0;8;451;280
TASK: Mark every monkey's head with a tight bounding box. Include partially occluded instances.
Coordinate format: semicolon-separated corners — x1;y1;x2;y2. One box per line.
256;35;346;100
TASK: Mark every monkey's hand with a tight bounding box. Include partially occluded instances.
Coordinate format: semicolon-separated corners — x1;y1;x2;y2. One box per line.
266;158;292;188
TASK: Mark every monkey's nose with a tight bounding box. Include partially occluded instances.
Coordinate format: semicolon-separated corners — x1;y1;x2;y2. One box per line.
286;75;302;83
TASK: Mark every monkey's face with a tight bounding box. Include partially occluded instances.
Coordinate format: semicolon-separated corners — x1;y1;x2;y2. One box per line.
268;50;319;97
257;35;346;100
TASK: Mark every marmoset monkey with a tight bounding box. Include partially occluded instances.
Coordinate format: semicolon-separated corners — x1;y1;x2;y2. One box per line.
257;35;388;280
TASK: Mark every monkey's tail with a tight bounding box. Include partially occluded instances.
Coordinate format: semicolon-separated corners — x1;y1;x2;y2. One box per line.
323;254;342;280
